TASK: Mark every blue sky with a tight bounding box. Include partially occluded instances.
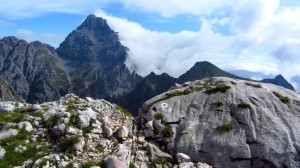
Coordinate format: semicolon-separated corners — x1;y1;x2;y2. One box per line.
1;0;300;90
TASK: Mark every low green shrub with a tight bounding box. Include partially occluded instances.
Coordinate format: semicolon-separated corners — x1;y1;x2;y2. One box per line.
245;82;262;88
273;91;290;104
216;124;232;132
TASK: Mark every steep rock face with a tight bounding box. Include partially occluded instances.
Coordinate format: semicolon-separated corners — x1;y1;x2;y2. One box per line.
0;77;23;102
138;77;300;168
0;37;70;103
261;74;295;91
118;72;176;116
57;14;142;100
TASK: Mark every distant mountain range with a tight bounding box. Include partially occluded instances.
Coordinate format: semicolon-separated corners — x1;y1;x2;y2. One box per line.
0;14;295;115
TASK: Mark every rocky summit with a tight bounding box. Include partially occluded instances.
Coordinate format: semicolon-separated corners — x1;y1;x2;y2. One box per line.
0;93;211;168
138;77;300;168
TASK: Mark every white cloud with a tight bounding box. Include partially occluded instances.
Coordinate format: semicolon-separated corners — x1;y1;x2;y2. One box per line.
16;29;34;42
2;0;300;89
0;20;13;26
120;0;232;18
39;33;65;47
0;0;114;19
95;10;233;77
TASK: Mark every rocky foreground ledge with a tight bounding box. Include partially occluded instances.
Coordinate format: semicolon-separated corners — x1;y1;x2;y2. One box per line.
0;93;211;168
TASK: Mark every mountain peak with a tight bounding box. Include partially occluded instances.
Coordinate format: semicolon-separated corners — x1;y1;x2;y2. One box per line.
261;74;294;90
57;14;124;63
177;61;239;83
194;61;213;66
78;14;111;32
275;74;284;80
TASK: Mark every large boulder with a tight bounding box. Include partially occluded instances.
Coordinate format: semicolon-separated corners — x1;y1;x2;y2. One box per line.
139;77;300;168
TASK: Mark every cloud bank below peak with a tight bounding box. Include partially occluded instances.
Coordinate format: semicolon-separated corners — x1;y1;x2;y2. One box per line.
95;10;235;77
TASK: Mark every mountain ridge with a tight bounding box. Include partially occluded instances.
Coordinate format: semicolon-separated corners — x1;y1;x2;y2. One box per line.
0;14;296;111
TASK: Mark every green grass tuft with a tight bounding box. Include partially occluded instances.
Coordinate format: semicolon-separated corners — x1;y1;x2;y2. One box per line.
245;82;262;88
115;105;132;117
213;101;224;107
238;103;251;109
154;112;164;120
0;130;37;167
162;125;173;138
59;136;80;153
80;162;102;168
205;84;231;94
66;100;79;113
273;91;291;104
216;124;233;132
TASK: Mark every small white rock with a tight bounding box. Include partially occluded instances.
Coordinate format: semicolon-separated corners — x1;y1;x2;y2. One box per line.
0;147;6;160
176;153;192;163
18;121;33;132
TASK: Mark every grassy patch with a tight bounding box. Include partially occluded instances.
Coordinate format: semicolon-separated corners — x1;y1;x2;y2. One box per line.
129;162;135;168
238;103;251;109
69;113;80;128
165;89;192;98
0;130;37;167
273;91;291;104
66;100;79;113
245;82;262;88
115;105;132;116
0;111;25;123
205;84;231;94
43;115;59;128
154;112;164;120
216;124;233;133
96;145;105;153
213;101;224;107
59;136;80;153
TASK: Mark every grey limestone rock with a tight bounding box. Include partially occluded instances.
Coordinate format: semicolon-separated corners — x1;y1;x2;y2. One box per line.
139;77;300;168
0;147;5;160
102;156;127;168
0;129;19;140
18;121;33;132
0;102;15;112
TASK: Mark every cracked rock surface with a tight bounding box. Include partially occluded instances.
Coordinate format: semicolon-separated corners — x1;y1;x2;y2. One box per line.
138;77;300;168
